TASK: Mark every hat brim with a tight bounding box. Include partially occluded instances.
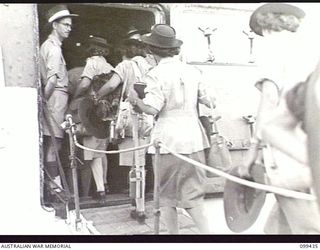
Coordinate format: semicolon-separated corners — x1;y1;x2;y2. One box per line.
249;3;305;36
141;35;183;48
121;38;142;46
78;97;110;139
223;163;266;233
87;43;111;50
49;14;79;23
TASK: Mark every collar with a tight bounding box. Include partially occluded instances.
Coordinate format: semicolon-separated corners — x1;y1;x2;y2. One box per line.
48;34;62;47
158;56;178;65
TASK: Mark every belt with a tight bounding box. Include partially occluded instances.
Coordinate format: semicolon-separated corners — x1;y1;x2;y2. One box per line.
54;87;69;93
159;109;197;118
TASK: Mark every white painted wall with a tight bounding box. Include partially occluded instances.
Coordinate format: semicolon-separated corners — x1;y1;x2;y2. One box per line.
0;87;73;234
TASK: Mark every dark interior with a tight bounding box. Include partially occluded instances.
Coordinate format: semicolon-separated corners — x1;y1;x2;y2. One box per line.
37;3;156;69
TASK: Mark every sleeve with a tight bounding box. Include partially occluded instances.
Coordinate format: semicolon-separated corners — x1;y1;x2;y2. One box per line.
255;78;281;93
112;61;126;82
143;73;165;112
197;68;215;106
198;80;208;100
255;60;283;92
81;58;96;80
45;46;62;80
106;62;115;73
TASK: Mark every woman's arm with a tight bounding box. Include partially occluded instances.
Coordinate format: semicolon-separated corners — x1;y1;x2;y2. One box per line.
198;81;216;109
128;88;159;116
261;100;308;165
96;73;122;100
239;80;280;178
254;80;280;139
73;77;91;98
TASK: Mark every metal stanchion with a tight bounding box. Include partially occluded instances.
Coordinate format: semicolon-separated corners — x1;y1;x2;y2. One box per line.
64;114;81;230
153;140;161;234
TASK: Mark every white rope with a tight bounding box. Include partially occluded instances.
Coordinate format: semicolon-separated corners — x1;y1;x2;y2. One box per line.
159;142;316;201
73;135;153;155
66;113;315;201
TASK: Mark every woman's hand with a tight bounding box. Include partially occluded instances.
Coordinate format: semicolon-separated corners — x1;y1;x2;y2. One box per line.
238;142;260;179
128;87;139;106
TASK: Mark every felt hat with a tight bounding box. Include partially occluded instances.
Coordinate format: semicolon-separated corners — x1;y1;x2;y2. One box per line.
47;4;78;23
87;36;112;52
249;3;305;36
141;24;183;48
78;97;110;139
88;36;111;48
121;27;148;46
223;163;266;233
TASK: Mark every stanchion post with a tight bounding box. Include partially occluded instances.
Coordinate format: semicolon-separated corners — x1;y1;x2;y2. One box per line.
65;115;82;230
153;140;161;234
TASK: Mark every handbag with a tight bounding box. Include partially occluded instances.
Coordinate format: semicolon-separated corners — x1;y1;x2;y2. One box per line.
197;100;232;178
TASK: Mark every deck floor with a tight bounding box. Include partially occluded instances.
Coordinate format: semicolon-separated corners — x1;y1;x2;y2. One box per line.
80;193;276;235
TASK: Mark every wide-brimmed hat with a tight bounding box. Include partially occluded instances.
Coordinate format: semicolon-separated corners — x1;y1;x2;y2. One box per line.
141;24;183;48
78;97;110;139
87;36;111;50
223;163;266;233
47;4;78;23
249;3;305;36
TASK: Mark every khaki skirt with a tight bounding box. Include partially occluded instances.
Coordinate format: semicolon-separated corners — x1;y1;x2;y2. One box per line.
152;151;207;209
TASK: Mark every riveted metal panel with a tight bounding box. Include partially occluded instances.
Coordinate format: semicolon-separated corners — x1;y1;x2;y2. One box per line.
0;4;39;88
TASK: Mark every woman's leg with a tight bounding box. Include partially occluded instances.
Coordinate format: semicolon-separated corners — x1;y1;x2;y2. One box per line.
90;157;105;192
185;205;210;234
102;154;108;186
162;206;179;234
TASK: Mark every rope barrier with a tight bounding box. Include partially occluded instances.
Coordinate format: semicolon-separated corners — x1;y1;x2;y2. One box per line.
73;136;153;155
64;114;317;235
159;142;316;201
66;114;316;202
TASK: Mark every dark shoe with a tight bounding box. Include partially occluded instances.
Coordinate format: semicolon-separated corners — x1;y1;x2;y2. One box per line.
96;191;107;205
104;184;111;194
130;210;146;224
131;199;136;206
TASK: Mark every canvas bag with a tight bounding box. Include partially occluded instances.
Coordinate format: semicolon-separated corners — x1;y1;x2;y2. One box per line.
115;60;153;139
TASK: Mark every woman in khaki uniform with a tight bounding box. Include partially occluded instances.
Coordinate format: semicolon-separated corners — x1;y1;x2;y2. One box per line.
128;24;215;234
240;3;320;234
70;36;114;203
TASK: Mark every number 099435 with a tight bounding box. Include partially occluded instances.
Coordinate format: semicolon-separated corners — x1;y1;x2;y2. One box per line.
300;244;318;248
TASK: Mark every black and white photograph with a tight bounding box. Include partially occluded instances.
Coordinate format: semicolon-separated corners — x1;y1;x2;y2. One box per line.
1;2;320;244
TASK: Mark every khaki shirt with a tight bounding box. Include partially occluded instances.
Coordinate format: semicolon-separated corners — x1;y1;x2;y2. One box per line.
81;56;114;80
40;34;68;91
113;56;153;98
143;56;210;154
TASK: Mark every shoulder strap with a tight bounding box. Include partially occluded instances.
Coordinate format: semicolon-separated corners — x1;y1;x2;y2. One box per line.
131;59;143;81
